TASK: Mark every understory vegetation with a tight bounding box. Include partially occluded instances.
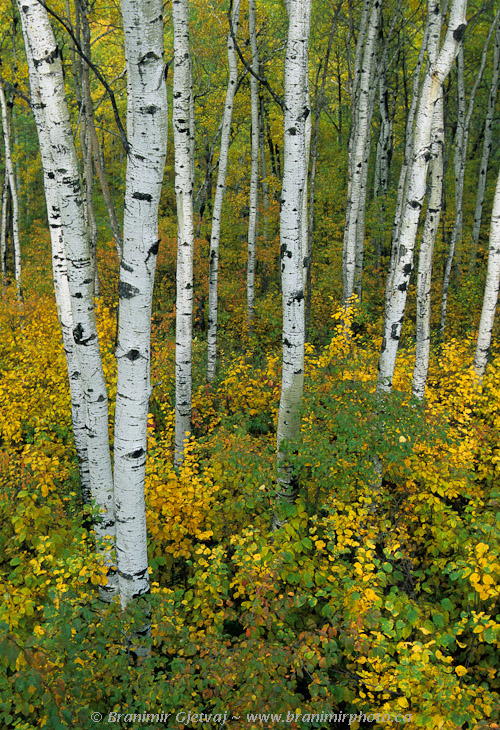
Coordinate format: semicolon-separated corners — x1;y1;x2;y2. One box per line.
1;223;499;729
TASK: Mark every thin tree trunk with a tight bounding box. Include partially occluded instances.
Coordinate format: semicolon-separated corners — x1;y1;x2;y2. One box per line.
274;0;311;527
114;0;168;620
387;19;429;295
412;88;444;399
474;163;500;378
173;0;195;467
1;172;8;283
247;0;259;328
18;0;117;600
470;11;500;270
206;0;241;382
306;4;341;339
377;0;467;395
0;80;22;300
440;9;499;332
342;0;381;305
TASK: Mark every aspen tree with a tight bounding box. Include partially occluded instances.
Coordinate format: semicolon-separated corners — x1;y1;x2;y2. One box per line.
0;80;21;299
412;6;444;400
377;0;467;394
0;172;7;282
114;0;168;611
474;164;500;378
26;48;91;509
207;0;241;382
440;8;499;331
173;0;195;466
470;12;500;269
247;0;259;328
275;0;311;526
18;0;117;600
342;0;381;304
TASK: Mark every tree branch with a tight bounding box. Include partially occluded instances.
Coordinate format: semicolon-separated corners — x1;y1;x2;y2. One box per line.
35;0;130;152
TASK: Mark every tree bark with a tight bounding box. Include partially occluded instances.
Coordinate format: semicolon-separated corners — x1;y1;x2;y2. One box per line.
342;0;381;305
474;163;500;378
470;10;500;269
377;0;467;395
247;0;259;328
114;0;168;617
0;79;22;300
274;0;311;527
18;0;117;600
173;0;195;467
206;0;241;382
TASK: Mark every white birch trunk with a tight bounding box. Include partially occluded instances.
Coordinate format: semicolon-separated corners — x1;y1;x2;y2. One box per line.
377;0;467;394
387;20;429;295
471;13;500;255
342;0;381;304
0;80;22;300
18;0;117;599
114;0;168;611
0;172;7;282
412;90;444;399
206;0;241;382
474;164;500;378
173;0;195;466
275;0;311;525
247;0;259;328
25;42;92;507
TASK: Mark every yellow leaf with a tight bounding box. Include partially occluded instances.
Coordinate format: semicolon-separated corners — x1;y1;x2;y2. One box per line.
455;666;467;677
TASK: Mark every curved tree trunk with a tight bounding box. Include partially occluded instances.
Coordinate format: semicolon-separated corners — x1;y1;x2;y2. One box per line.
18;0;117;600
114;0;168;618
206;0;241;382
173;0;195;467
377;0;467;395
274;0;311;527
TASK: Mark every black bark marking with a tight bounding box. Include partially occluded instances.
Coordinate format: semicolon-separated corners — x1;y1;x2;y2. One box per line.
288;127;297;136
398;281;407;292
132;192;152;202
146;239;160;262
97;394;106;402
73;323;97;346
33;46;60;68
409;199;421;210
403;263;412;276
390;323;400;340
127;448;145;460
120;260;134;273
453;24;466;42
125;349;141;361
118;281;140;299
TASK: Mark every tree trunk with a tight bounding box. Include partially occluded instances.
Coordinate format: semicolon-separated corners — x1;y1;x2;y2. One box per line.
114;0;168;619
173;0;195;467
470;11;500;269
342;0;381;305
412;79;444;399
247;0;259;329
274;0;311;527
377;0;467;395
474;163;500;378
0;80;22;300
440;8;499;331
18;0;117;600
206;0;241;382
